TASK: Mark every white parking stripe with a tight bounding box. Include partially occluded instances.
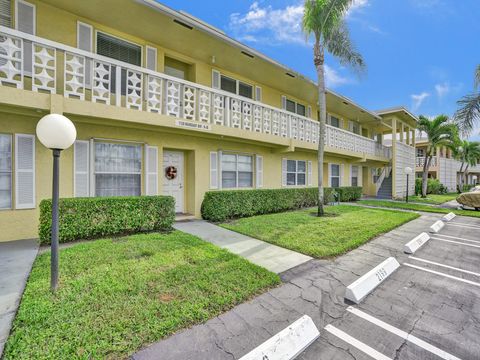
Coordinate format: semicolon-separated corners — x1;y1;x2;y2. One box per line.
431;237;480;249
448;221;480;228
324;324;392;360
409;256;480;277
446;223;480;230
347;307;461;360
404;263;480;287
434;233;480;244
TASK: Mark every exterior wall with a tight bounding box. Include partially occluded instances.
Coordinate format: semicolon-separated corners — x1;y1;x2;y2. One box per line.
438;158;457;192
394;141;415;198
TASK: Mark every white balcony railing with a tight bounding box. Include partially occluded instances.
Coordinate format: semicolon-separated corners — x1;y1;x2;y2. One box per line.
416;157;437;168
0;26;391;159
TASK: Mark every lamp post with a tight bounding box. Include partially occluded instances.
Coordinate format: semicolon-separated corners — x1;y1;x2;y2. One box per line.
36;114;76;291
404;166;413;203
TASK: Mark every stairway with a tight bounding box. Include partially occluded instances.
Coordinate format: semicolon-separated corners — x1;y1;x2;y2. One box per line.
377;175;392;199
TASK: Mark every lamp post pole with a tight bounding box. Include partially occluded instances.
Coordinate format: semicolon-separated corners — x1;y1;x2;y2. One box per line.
404;166;413;204
50;149;61;291
406;174;410;203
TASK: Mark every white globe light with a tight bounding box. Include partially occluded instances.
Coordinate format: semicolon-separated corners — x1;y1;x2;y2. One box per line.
36;114;77;150
404;166;413;175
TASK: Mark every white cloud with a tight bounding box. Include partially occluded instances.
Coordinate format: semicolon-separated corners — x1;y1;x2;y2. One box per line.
229;0;371;45
411;92;430;112
435;83;450;99
324;65;350;88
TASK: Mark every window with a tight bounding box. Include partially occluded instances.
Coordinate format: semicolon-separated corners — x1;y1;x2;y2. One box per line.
96;31;142;95
0;134;12;209
286;160;306;186
220;75;253;99
416;148;425;157
351;166;359;187
94;142;142;197
285;98;307;116
164;56;191;80
349;120;360;134
329;115;341;128
0;0;12;27
221;153;253;188
330;164;340;188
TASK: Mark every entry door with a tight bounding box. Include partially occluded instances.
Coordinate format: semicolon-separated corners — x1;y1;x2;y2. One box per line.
163;151;184;213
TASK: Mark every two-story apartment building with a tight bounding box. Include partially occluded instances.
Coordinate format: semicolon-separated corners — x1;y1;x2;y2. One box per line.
0;0;417;242
415;138;480;191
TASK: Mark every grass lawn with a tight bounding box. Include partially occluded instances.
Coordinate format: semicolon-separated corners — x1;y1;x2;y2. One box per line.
221;205;419;258
358;200;480;218
400;193;458;205
4;231;279;360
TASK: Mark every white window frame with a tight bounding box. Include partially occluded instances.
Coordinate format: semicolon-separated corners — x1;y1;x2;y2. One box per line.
145;45;158;71
328;114;342;128
351;165;359;187
219;73;254;99
329;163;341;188
0;0;12;27
94;30;144;66
221;152;254;189
284;96;307;117
0;133;12;210
76;21;93;53
286;159;307;187
15;0;36;34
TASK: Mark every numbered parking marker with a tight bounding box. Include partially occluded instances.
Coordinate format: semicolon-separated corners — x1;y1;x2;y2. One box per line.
345;257;400;304
404;232;430;254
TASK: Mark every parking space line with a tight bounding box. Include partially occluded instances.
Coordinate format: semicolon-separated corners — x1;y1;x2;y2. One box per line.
448;221;480;228
446;223;480;230
409;256;480;277
431;237;480;249
434;233;480;244
347;307;461;360
404;263;480;287
324;324;392;360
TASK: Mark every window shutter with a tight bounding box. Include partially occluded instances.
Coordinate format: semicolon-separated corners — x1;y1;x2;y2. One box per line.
16;0;35;75
77;22;92;87
339;118;344;129
15;134;35;209
74;140;90;197
327;163;332;187
307;106;312;119
210;151;218;189
256;155;263;188
281;95;287;110
255;86;262;102
212;69;221;89
282;158;287;186
340;164;345;187
308;161;312;186
145;145;158;195
0;0;12;27
146;46;157;71
349;165;353;186
358;166;363;186
217;150;222;189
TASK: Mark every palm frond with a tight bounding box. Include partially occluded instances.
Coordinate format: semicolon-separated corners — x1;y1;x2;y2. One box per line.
475;64;480;90
325;20;365;73
454;93;480;135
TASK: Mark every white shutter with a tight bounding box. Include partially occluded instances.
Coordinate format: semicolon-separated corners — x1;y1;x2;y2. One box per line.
15;134;35;209
74;140;90;197
256;155;263;188
307;106;312;119
146;46;157;71
358;166;363;186
89;139;95;196
255;86;262;102
217;150;222;189
0;0;12;27
212;69;221;89
308;161;312;186
282;158;287;186
281;95;287;110
327;164;332;187
145;145;158;195
340;164;344;187
16;0;35;75
210;151;218;189
349;165;353;186
77;21;93;87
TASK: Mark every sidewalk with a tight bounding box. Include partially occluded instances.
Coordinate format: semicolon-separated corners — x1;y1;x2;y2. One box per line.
134;212;444;360
0;239;38;356
174;220;312;274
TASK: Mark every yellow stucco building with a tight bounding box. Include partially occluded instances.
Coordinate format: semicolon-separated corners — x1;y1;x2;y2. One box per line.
0;0;418;242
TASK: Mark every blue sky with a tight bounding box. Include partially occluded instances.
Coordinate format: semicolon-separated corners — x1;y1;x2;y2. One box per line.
159;0;480;137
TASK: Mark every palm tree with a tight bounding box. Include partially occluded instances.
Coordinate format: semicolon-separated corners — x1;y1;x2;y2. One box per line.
302;0;365;216
417;115;458;197
455;64;480;135
460;141;480;190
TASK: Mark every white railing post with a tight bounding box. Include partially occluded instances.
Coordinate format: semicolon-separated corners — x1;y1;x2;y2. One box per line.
115;66;122;107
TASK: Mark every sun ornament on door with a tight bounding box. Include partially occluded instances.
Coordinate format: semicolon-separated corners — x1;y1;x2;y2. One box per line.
165;166;178;180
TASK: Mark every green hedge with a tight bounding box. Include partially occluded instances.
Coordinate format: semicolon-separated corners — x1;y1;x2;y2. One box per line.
39;196;175;244
201;187;362;222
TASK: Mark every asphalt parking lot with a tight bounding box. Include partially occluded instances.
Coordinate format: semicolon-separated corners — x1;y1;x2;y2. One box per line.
301;215;480;360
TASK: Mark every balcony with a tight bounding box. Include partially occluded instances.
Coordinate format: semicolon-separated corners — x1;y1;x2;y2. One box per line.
0;26;391;160
416;157;437;168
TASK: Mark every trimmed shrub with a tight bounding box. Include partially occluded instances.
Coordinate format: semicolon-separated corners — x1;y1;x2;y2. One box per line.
201;187;362;222
415;178;448;195
39;196;175;244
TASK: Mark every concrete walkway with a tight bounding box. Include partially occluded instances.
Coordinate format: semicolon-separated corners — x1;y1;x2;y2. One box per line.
134;213;456;360
174;220;312;274
0;239;38;356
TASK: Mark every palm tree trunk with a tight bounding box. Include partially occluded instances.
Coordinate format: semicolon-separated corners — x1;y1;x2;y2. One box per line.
464;165;469;189
458;161;465;192
314;40;325;216
421;153;430;198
